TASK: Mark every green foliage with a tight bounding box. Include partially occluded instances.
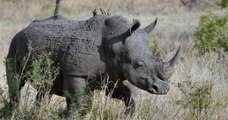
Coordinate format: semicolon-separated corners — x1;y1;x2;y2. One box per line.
176;80;224;120
220;0;228;8
194;13;228;54
20;52;60;119
1;59;16;119
3;47;60;119
5;58;20;102
27;53;59;91
0;86;11;118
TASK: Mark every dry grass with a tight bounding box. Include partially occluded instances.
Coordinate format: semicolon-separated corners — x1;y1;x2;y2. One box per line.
0;0;228;119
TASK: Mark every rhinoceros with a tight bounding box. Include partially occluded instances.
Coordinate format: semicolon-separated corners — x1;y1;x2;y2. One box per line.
6;13;180;117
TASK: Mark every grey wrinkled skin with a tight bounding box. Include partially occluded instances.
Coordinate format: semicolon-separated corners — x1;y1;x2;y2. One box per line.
6;14;180;117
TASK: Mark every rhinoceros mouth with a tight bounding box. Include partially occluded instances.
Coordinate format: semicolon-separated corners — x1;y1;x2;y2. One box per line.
132;76;170;95
146;79;170;95
147;87;169;95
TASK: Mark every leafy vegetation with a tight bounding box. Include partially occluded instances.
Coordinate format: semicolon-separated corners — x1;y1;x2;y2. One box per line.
194;13;228;54
176;80;224;120
1;49;60;119
220;0;228;8
27;52;59;96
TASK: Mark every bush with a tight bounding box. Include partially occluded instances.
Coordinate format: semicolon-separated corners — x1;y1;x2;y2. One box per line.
220;0;228;8
194;13;228;54
176;80;224;120
21;52;60;119
3;50;60;119
27;53;59;93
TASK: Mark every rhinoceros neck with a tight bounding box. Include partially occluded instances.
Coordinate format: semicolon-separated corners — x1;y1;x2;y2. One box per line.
103;32;130;80
100;16;132;80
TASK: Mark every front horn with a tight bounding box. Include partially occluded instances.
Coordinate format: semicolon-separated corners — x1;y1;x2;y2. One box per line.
158;46;181;80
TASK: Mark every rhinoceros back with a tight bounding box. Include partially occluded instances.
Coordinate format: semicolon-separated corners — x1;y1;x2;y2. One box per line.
14;15;107;75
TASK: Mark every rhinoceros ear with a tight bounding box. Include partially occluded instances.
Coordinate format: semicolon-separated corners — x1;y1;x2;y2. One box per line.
144;18;157;34
129;19;141;34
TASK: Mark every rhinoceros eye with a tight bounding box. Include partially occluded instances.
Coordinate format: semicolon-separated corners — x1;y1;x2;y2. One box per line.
134;61;145;68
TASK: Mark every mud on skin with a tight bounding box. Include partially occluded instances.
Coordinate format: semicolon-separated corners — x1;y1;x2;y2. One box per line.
6;13;180;117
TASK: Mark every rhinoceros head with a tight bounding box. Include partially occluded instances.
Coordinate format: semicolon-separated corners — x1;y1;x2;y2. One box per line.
121;19;180;94
104;16;180;94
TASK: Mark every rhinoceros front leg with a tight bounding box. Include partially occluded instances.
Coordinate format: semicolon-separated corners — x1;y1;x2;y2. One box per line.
63;76;86;118
110;80;138;116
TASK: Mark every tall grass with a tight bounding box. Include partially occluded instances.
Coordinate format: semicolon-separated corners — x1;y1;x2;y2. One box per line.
1;45;228;119
0;0;228;119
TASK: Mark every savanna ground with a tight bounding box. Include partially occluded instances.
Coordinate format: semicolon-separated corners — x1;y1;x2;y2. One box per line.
0;0;227;119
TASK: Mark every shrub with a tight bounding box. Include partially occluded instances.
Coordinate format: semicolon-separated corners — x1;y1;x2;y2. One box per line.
176;80;224;120
194;13;228;54
220;0;228;8
3;49;60;119
0;86;10;118
27;53;59;93
21;52;60;119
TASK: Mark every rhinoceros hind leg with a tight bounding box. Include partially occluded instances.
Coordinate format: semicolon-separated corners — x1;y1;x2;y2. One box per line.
6;58;26;108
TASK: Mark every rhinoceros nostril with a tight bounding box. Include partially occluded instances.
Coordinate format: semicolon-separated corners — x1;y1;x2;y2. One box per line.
152;85;158;92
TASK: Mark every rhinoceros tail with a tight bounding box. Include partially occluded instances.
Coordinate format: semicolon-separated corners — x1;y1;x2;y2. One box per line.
53;0;62;16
